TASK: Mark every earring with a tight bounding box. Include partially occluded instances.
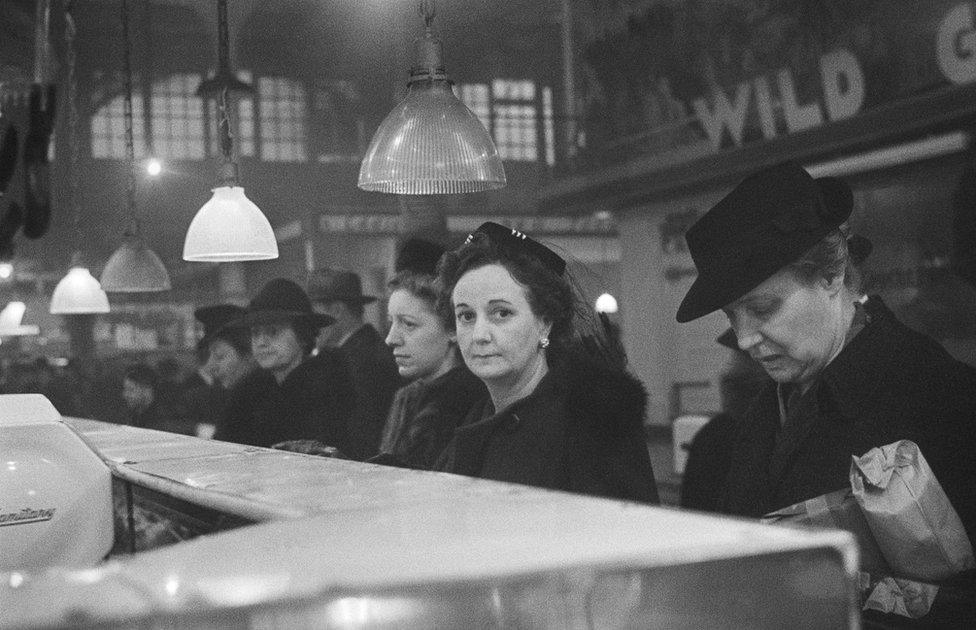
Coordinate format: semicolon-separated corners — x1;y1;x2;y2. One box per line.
539;337;550;349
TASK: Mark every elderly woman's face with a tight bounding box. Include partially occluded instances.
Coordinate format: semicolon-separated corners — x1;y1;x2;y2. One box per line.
251;323;304;376
385;288;455;381
722;267;847;385
452;264;550;387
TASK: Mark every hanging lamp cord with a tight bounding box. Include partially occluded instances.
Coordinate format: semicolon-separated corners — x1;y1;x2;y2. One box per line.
64;0;82;264
121;0;139;239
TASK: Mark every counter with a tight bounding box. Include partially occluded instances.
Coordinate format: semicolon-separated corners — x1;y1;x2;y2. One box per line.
1;418;860;629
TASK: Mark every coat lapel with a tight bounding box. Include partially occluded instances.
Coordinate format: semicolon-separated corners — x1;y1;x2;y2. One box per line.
767;382;821;487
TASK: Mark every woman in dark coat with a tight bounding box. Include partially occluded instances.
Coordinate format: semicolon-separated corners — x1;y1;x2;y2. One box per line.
374;238;485;470
215;278;353;454
436;222;659;504
676;161;976;625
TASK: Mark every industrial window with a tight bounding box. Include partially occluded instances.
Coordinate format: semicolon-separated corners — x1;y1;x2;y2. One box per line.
492;79;536;161
313;79;363;163
259;76;307;162
90;72;146;159
91;72;210;160
153;74;205;160
458;83;490;131
457;79;552;163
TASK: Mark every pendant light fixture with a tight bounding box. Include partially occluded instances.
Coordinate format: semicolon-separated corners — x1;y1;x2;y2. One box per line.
0;301;40;337
183;0;277;262
100;0;171;292
50;4;109;315
358;0;506;194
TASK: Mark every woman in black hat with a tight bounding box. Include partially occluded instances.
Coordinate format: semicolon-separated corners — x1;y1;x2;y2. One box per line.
214;278;354;454
677;163;976;574
180;304;252;438
372;238;485;470
435;222;659;504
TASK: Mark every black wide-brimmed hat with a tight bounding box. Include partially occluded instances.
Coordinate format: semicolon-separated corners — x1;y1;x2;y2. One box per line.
194;303;245;349
306;268;377;304
677;161;869;323
240;278;335;328
395;237;445;275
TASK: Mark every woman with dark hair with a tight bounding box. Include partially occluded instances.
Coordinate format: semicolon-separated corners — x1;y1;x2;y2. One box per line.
373;238;485;470
435;222;658;503
215;278;354;454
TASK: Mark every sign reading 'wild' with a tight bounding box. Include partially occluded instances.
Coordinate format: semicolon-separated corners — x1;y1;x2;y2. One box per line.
581;1;976;159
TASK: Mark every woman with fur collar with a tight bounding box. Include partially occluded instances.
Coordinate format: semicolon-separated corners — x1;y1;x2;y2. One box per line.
436;222;659;504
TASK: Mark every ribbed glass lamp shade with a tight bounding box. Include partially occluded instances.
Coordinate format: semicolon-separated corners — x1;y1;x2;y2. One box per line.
595;292;619;314
183;186;278;262
100;238;172;292
50;267;110;314
358;81;506;194
0;301;40;336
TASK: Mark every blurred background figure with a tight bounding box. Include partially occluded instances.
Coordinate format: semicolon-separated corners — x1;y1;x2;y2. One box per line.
122;363;189;434
182;304;251;439
216;278;353;455
306;267;399;460
374;238;485;470
1;355;82;417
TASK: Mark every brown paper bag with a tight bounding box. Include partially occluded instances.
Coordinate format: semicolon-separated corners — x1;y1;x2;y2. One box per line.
850;439;976;582
762;487;890;575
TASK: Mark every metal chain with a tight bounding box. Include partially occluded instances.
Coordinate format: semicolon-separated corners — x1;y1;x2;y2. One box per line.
121;0;139;237
219;86;233;160
64;0;81;248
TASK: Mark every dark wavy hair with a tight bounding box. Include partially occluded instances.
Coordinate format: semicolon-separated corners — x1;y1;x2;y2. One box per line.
437;230;624;369
388;268;441;309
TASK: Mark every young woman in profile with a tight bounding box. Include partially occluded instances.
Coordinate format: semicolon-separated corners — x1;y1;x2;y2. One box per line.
435;222;659;504
373;238;485;470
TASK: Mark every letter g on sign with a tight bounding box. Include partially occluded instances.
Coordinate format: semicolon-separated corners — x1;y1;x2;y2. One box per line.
938;3;976;84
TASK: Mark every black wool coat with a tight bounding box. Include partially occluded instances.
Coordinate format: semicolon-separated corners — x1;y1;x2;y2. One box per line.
719;297;976;548
339;324;401;461
375;364;486;471
441;355;660;504
215;351;354;453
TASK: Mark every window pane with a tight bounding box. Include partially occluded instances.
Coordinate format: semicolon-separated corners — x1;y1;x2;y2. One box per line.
492;79;538;162
152;73;205;160
90;77;145;159
259;76;308;162
458;83;491;132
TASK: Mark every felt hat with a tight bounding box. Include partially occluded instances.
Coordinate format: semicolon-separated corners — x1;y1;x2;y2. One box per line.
395;237;445;275
194;303;245;349
677;161;865;323
240;278;335;328
467;221;566;276
306;268;377;304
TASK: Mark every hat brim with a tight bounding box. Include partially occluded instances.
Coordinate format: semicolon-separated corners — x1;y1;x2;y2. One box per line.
238;310;335;328
677;174;854;323
310;294;377;305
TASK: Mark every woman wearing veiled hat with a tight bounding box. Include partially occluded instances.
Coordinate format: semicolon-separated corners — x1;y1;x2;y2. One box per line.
214;278;354;455
677;162;976;622
371;238;486;470
435;222;659;504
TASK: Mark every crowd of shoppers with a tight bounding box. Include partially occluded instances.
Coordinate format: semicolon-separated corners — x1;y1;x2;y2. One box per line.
6;160;974;626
